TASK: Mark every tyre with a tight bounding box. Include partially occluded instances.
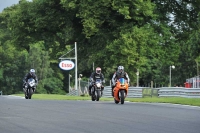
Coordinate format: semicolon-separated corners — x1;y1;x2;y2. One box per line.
28;89;33;99
91;95;95;101
91;87;96;101
96;90;100;101
25;90;28;99
120;90;125;104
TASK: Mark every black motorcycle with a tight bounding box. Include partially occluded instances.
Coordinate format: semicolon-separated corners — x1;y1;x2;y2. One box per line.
91;79;103;101
24;78;36;99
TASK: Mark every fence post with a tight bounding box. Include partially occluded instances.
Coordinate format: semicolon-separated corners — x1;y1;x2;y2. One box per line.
151;81;153;98
142;88;144;98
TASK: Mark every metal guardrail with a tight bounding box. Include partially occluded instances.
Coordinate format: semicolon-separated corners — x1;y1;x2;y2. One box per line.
102;86;149;98
102;86;200;98
157;87;200;98
67;86;200;98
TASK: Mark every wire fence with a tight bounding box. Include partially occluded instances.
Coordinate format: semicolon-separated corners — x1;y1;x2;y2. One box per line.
68;80;89;96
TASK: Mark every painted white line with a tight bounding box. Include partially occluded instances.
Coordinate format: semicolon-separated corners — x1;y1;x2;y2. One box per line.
8;95;24;99
130;102;200;109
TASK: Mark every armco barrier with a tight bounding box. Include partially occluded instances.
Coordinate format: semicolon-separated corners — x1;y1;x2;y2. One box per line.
67;86;200;98
158;87;200;98
103;86;200;98
102;86;150;98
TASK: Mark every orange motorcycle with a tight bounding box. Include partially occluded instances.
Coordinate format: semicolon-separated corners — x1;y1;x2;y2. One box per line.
113;78;129;104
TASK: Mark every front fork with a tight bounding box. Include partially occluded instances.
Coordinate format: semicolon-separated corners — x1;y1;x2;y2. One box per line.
118;89;127;97
91;87;103;96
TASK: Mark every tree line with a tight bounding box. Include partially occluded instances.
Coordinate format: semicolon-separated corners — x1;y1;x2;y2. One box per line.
0;0;199;94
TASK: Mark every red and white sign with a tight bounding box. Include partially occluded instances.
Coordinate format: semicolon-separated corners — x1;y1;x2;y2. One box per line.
59;60;75;70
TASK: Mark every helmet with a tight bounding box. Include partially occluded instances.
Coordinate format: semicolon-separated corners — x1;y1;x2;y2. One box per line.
30;69;35;76
118;66;124;73
96;67;101;74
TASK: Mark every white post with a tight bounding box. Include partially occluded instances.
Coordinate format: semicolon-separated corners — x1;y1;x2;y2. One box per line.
136;69;139;87
169;66;171;87
69;74;71;95
79;77;80;95
78;74;82;96
75;42;78;96
169;65;175;87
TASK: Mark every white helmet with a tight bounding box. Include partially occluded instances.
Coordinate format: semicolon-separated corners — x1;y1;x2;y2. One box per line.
96;67;101;74
118;66;124;73
30;69;35;75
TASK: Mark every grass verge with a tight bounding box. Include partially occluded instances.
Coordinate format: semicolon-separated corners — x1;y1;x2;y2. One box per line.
13;94;200;107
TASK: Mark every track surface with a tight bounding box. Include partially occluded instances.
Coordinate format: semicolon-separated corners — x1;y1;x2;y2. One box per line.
0;95;200;133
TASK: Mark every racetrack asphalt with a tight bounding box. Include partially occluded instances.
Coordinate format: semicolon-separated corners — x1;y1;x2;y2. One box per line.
0;95;200;133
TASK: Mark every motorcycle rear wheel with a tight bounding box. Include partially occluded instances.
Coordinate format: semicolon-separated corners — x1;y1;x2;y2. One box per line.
91;94;96;101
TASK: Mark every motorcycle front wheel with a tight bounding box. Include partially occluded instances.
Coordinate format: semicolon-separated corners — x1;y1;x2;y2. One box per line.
25;89;28;99
96;90;100;101
91;95;96;101
91;87;96;101
28;89;33;99
120;90;125;104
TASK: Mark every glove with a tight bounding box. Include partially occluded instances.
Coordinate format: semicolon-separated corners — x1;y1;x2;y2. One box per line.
90;78;93;82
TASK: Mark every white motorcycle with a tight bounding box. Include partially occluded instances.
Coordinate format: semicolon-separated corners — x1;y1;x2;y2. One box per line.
91;79;103;101
24;78;36;99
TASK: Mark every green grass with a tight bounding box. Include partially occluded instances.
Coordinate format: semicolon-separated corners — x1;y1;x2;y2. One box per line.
12;94;200;107
126;97;200;106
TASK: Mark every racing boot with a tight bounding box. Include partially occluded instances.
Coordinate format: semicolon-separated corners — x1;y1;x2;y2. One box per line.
89;86;92;96
101;86;104;96
111;86;115;97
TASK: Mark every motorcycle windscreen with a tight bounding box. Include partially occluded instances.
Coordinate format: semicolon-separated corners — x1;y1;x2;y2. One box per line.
28;78;34;82
119;78;125;85
28;78;36;87
96;79;101;83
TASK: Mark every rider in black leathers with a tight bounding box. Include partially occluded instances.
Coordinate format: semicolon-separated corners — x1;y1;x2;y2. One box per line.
23;69;38;94
111;66;130;96
89;67;105;96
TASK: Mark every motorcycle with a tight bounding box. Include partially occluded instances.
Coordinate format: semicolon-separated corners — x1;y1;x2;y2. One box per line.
91;79;103;101
113;78;129;104
24;78;36;99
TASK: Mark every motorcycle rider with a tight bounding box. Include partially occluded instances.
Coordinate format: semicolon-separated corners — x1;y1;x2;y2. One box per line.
111;66;130;96
23;69;38;95
89;67;105;96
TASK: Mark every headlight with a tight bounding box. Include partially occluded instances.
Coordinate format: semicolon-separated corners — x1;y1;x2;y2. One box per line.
96;83;101;88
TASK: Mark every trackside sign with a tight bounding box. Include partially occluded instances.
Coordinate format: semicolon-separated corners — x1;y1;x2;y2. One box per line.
59;60;75;71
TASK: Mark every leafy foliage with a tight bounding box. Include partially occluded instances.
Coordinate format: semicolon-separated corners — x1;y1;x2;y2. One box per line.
0;0;200;94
